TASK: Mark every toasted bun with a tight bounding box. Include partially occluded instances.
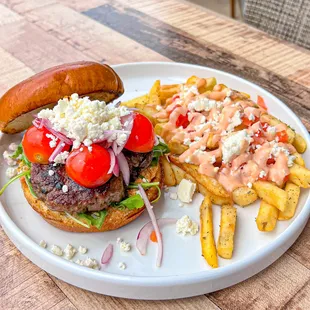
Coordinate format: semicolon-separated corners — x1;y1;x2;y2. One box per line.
0;61;124;134
20;163;163;233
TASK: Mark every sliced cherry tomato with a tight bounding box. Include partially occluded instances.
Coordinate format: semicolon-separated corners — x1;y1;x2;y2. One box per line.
257;95;267;110
22;125;70;164
124;113;155;153
66;144;112;188
176;113;189;128
242;115;259;127
276;130;288;143
150;230;162;243
267;157;276;165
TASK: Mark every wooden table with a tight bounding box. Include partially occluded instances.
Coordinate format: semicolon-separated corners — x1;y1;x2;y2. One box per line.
0;0;310;308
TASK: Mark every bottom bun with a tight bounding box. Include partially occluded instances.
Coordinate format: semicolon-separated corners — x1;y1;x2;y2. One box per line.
20;163;163;233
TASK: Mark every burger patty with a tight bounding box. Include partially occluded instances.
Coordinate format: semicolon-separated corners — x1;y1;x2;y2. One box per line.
30;150;153;213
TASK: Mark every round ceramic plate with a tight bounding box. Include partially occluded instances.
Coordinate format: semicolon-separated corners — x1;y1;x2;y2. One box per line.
0;62;309;300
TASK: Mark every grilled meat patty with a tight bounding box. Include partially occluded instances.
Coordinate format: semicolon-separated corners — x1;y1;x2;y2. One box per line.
30;150;153;213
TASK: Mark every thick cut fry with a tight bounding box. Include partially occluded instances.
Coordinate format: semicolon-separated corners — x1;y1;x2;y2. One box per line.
217;205;237;259
260;114;295;144
169;155;230;198
159;84;180;104
278;182;300;220
121;94;149;108
232;186;258;207
198;184;233;205
171;164;186;184
253;181;287;211
289;164;310;188
293;152;305;167
256;201;279;232
168;139;188;155
200;195;218;268
161;156;176;187
293;133;307;154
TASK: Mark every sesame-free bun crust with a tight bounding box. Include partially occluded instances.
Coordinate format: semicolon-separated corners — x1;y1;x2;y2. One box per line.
20;163;163;233
0;61;124;134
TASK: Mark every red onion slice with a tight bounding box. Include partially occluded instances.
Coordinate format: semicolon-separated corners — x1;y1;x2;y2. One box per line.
117;152;130;185
136;218;177;256
107;149;116;174
40;118;73;145
49;141;66;162
113;159;120;177
101;244;113;265
138;185;163;267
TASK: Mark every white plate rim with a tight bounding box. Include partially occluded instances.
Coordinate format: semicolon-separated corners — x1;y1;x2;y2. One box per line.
0;61;309;288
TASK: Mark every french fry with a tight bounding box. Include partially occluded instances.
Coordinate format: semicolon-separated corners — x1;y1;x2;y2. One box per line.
159;84;180;104
161;156;176;187
168;139;188;155
289;164;310;188
253;181;287;212
256;200;279;232
198;184;233;205
217;205;237;259
260;114;295;144
293;133;307;154
293;152;305;167
278;182;300;220
170;164;186;184
232;186;258;207
169;155;230;198
121;94;149;108
200;195;218;268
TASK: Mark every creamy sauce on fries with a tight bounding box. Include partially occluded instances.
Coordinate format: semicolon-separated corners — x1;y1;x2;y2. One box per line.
155;78;296;192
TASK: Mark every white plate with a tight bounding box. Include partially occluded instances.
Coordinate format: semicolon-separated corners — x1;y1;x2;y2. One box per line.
0;62;309;300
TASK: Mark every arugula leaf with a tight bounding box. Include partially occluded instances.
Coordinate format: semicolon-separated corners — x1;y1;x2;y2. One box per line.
78;210;107;230
21;152;31;168
0;170;30;196
151;141;169;166
25;174;37;198
119;194;144;210
11;143;23;159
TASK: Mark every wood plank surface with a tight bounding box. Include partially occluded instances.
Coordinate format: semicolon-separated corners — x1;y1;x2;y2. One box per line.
0;0;310;309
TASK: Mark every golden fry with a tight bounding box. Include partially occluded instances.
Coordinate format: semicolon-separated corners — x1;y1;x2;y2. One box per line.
253;181;287;212
217;205;237;259
121;94;149;108
256;200;279;232
293;133;307;154
278;182;300;220
198;184;233;205
161;156;176;187
289;164;310;188
293;152;305;167
232;186;258;207
200;195;218;268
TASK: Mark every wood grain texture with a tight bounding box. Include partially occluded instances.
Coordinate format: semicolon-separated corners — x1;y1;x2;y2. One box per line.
0;0;310;309
84;2;310;131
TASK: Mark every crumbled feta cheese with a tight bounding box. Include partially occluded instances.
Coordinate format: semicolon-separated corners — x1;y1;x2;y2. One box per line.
64;244;77;260
116;237;122;244
223;97;231;105
39;240;47;248
62;185;68;193
118;262;126;270
8;143;18;152
288;155;296;167
88;146;93;152
194;136;201;142
48;170;55;176
185;157;191;164
169;192;178;200
54;151;69;164
183;138;191;145
51;245;63;256
248;113;255;121
177;179;196;203
76;257;100;269
200;145;206;151
247;182;253;188
267;126;276;134
6;167;17;179
119;241;131;252
176;215;199;236
37;93;131;149
3;151;16;166
259;170;267;179
179;202;184;208
226;89;233;97
164;186;169;193
222;130;252;163
214;167;219;172
188;97;222;112
270;143;290;158
226;110;242;132
46;133;58;148
78;245;88;254
209;155;216;164
156;105;162;111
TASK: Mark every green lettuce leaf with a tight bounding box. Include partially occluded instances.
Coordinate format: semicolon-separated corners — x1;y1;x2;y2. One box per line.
151;141;169;166
119;194;144;210
78;210;107;230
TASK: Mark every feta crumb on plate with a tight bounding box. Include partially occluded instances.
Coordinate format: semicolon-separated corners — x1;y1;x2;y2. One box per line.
169;192;178;200
64;244;77;260
39;240;47;248
51;245;63;256
177;179;196;203
119;241;131;252
78;245;88;254
75;257;100;269
118;262;127;270
176;215;199;236
6;167;17;179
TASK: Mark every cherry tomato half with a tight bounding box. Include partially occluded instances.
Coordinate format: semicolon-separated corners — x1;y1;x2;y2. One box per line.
242;115;258;127
124;113;155;153
22;125;70;164
276;130;288;143
66;144;112;188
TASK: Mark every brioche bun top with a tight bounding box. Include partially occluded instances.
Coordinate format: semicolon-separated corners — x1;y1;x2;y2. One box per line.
0;61;124;134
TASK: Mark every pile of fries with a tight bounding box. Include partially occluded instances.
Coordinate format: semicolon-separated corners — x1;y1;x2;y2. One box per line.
121;76;309;268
